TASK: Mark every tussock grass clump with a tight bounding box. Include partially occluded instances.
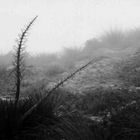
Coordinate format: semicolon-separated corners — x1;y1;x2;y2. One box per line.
0;91;97;140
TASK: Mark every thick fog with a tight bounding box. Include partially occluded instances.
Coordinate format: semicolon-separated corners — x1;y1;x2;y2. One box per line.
0;0;140;54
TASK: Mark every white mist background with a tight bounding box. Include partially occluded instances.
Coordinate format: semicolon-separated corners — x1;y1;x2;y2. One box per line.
0;0;140;54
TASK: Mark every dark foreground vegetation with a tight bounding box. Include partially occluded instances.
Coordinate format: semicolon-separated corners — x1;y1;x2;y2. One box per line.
1;88;140;140
1;17;140;139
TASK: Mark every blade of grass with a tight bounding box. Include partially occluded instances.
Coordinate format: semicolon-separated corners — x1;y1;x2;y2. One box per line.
19;56;107;124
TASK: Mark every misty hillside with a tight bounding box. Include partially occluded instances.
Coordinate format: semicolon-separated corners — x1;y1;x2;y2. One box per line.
1;18;140;140
2;0;140;139
1;29;140;95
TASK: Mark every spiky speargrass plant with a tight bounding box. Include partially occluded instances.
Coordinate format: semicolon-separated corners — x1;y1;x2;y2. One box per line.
20;56;106;124
13;16;37;107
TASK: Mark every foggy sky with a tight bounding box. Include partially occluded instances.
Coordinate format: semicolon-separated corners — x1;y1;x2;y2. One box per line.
0;0;140;54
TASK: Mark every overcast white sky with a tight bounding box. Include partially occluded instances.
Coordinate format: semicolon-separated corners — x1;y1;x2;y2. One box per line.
1;0;140;54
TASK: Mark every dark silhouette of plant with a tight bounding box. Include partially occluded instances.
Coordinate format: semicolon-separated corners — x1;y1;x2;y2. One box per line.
13;16;38;107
